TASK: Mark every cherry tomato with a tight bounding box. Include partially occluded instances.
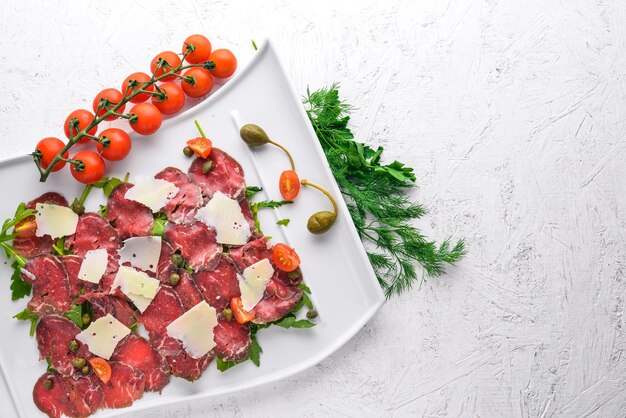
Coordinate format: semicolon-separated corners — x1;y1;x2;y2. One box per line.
35;137;68;172
70;151;106;185
181;67;214;98
152;82;185;115
89;357;112;384
183;34;212;64
272;243;301;272
186;137;213;159
97;128;131;161
279;170;300;200
92;88;125;121
121;72;155;103
230;297;255;324
209;49;237;78
150;51;181;82
14;217;36;239
128;103;162;135
64;110;97;144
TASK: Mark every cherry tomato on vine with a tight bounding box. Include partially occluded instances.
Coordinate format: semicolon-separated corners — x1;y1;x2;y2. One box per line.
230;297;255;324
272;243;301;272
35;137;68;172
70;151;106;184
181;67;214;98
209;49;237;78
97;128;131;161
64;110;97;144
92;88;125;121
150;51;181;82
152;82;185;115
121;72;155;103
186;137;213;159
183;34;212;64
279;170;300;201
88;358;112;384
128;103;162;135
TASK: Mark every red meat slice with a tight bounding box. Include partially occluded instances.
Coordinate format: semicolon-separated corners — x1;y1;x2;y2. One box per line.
252;289;303;324
151;331;213;381
140;286;185;338
24;255;72;316
195;258;240;311
67;374;104;417
111;334;170;392
14;192;68;259
156;240;175;284
173;270;204;310
36;315;86;376
101;361;145;409
239;198;260;237
65;213;120;256
188;148;246;201
213;317;251;361
33;373;75;418
61;255;100;300
155;167;203;223
228;237;272;271
164;221;221;271
88;294;138;329
107;183;154;240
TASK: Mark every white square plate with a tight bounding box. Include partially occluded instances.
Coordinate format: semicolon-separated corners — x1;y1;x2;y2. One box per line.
0;40;384;417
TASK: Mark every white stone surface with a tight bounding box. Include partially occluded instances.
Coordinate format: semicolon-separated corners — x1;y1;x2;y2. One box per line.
2;0;626;417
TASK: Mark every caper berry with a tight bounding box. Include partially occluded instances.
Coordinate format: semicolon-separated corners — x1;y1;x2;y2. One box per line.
306;211;337;234
81;365;90;375
43;378;54;390
240;124;270;146
71;202;85;215
183;146;194;157
202;160;214;174
170;272;181;286
68;340;79;353
72;357;86;369
306;309;318;319
222;308;233;321
82;313;91;326
171;253;184;267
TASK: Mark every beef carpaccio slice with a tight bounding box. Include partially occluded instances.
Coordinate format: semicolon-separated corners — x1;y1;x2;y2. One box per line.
252;270;303;324
195;258;240;311
156;240;175;284
213;317;251;361
155;167;203;223
62;254;100;300
88;294;138;329
65;213;120;256
24;255;72;316
173;270;204;310
151;331;213;381
106;183;154;240
188;148;246;201
140;286;185;338
36;315;89;376
101;361;145;409
229;237;273;271
67;374;105;417
33;373;75;418
164;221;221;271
14;192;68;259
111;334;170;392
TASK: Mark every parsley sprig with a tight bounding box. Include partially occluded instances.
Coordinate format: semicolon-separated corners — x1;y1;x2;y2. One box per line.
304;84;466;297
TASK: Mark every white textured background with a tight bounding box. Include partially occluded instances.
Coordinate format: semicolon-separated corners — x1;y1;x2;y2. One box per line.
2;1;626;417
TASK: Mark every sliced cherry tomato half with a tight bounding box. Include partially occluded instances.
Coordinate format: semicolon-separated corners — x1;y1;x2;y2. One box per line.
209;49;237;78
230;297;255;324
279;170;300;201
89;357;112;384
36;137;68;172
121;72;155;103
186;137;213;159
152;82;185;115
272;243;301;272
181;67;214;98
14;217;36;239
128;103;162;136
70;151;106;185
64;110;97;144
150;51;182;82
92;88;125;121
183;34;212;64
97;128;131;161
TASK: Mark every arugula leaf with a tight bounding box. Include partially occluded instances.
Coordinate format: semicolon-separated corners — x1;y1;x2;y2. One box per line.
64;304;83;328
10;261;31;300
97;205;107;217
274;314;316;329
249;334;262;366
52;237;73;256
45;357;57;373
276;218;290;226
245;186;263;199
13;308;38;336
216;356;246;372
249;200;292;234
92;176;125;197
151;213;168;237
298;282;311;294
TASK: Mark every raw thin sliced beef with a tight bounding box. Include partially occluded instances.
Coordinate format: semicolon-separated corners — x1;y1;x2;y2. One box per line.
213;317;251;361
155;167;203;223
164;221;221;271
88;294;138;329
156;240;175;284
24;255;73;316
62;255;100;299
229;237;272;271
67;374;104;417
101;361;145;409
107;183;154;240
195;258;240;310
36;315;87;376
111;334;170;392
239;198;260;237
188;148;246;201
14;192;68;259
173;270;204;310
252;290;303;324
65;213;120;256
140;286;185;337
151;331;213;381
33;373;75;418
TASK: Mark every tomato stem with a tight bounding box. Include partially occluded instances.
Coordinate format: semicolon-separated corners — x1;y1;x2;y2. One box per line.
194;120;207;138
301;179;338;215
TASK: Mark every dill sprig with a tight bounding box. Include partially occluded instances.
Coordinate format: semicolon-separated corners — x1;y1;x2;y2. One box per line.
303;84;465;297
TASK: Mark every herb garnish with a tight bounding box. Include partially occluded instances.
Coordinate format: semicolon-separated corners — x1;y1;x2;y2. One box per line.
249;200;292;234
276;218;290;226
13;308;38;336
304;84;465;297
1;202;37;300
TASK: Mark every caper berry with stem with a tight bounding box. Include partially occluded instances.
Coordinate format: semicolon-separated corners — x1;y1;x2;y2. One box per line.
301;179;338;234
239;124;296;171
